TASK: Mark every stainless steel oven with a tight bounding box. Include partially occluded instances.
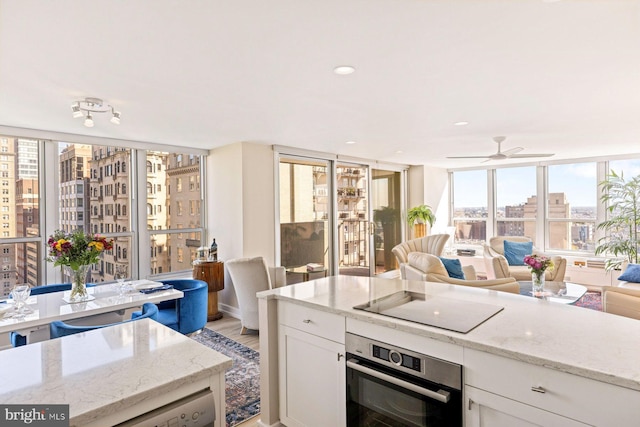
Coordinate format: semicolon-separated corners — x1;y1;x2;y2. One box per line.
346;333;462;427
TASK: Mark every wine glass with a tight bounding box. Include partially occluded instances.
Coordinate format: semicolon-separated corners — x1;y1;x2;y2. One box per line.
11;284;31;316
115;265;128;295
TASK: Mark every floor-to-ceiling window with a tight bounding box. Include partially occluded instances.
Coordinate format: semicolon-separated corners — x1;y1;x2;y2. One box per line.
496;166;537;245
452;170;487;248
278;157;331;282
371;168;402;274
547;162;597;251
0;133;207;297
0;136;41;295
146;151;203;276
450;157;639;255
277;150;407;278
336;162;369;277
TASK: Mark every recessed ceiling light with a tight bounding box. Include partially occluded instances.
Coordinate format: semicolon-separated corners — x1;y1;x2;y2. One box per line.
345;140;357;145
334;65;355;75
395;150;403;154
454;121;469;126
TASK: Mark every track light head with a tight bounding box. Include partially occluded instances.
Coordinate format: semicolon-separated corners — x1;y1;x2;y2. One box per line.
84;113;94;128
110;111;121;125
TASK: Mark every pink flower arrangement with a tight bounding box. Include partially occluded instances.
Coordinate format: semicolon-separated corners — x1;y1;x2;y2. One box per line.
523;254;554;277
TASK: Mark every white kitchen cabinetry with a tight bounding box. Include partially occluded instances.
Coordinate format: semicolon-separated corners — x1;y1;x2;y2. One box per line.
464;348;637;426
465;385;588;426
278;301;346;427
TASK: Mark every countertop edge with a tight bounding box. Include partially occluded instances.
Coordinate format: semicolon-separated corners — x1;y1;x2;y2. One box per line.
71;360;233;426
268;293;640;392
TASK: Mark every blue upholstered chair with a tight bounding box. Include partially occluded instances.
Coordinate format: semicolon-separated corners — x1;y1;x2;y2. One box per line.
49;302;158;339
133;279;207;335
11;283;72;347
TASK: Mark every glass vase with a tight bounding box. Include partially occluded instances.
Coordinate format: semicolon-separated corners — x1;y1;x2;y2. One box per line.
65;264;91;303
532;271;545;296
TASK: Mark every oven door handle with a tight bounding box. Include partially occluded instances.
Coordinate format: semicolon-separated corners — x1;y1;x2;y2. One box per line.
347;359;451;403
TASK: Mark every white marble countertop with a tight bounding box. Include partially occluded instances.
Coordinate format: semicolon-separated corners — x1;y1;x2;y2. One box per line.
258;276;640;391
0;282;183;335
0;318;232;426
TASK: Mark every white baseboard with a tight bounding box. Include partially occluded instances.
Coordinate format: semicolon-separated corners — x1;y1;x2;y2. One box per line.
219;303;241;320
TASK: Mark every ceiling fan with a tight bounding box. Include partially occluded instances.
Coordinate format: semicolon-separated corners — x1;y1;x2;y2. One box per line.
447;136;554;162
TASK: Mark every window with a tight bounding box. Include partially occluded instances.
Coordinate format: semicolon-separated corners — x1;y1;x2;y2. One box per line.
147;151;203;275
176;178;182;192
496;166;537;245
452;170;487;246
547;163;597;251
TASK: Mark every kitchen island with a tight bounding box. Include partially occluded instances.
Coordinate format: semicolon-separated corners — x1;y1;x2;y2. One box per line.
0;318;232;427
257;276;640;427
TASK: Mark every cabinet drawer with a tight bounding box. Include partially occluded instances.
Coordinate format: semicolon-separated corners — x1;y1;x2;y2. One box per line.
464;348;639;426
279;301;345;343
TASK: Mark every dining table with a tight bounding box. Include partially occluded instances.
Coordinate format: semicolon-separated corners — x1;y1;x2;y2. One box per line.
0;280;183;348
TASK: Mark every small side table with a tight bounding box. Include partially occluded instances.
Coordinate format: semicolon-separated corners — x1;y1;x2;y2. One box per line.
193;260;225;321
285;266;328;282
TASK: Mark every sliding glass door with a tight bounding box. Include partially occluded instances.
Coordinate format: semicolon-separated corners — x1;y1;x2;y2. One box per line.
278;157;331;283
278;153;406;279
336;162;370;277
371;168;403;274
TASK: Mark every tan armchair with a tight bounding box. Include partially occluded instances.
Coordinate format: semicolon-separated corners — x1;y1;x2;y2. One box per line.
392;234;450;266
403;252;520;294
603;287;640;320
603;264;640;320
483;236;567;281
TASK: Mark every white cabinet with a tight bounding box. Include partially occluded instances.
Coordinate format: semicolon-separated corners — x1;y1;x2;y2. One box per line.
466;385;588;427
278;301;346;427
464;348;638;427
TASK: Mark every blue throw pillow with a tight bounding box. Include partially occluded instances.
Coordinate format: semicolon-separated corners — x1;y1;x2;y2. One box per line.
439;257;465;279
618;264;640;283
503;240;533;266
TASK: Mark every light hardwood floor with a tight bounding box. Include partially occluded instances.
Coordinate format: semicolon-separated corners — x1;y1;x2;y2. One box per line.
204;315;261;427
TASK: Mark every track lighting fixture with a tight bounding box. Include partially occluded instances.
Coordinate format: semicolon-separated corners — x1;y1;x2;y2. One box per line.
70;97;121;127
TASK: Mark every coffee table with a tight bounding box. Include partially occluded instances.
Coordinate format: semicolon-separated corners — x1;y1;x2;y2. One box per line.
518;281;588;304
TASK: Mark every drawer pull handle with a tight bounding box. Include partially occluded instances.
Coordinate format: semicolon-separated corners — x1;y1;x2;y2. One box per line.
302;319;311;324
531;386;546;394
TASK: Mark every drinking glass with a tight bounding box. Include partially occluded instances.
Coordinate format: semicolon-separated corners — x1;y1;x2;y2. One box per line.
115;265;129;295
11;285;31;316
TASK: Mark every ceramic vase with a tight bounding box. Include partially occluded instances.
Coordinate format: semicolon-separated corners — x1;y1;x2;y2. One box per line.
65;264;91;303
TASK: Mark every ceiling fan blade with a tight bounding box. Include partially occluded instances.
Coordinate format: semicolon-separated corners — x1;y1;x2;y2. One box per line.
502;147;524;156
446;155;493;159
508;153;555;158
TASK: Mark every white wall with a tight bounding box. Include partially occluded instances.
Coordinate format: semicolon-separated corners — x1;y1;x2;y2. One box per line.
207;142;276;315
407;165;449;235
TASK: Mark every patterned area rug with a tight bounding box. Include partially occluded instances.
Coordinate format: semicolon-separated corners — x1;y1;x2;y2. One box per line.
191;328;260;427
573;291;602;311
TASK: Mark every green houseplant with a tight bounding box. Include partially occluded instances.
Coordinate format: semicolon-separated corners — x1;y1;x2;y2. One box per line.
595;170;640;271
407;204;436;238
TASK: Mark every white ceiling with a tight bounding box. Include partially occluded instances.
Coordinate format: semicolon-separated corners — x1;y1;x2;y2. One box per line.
1;0;640;168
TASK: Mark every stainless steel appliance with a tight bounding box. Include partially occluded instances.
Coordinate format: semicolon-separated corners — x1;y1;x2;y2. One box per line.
353;291;503;333
346;333;462;427
114;389;216;427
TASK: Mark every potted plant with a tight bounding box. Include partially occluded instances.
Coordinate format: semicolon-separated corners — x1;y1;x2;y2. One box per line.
373;206;399;269
407;204;436;238
595;170;640;271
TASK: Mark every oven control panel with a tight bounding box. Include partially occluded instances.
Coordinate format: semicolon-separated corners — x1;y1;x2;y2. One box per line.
372;344;421;372
346;332;462;390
